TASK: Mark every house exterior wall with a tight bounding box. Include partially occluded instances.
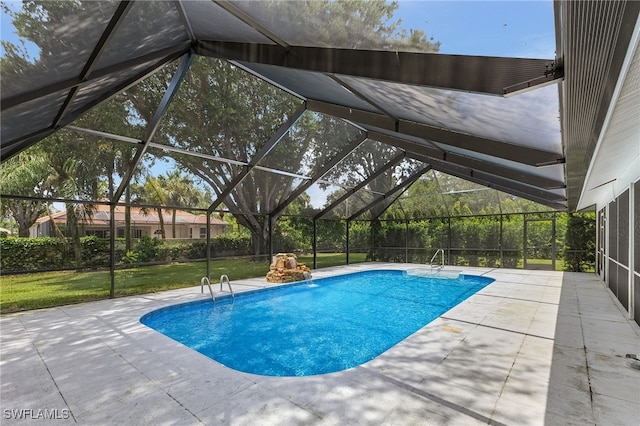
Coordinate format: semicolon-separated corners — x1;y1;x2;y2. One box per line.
29;221;52;238
30;218;227;239
592;22;639;326
599;180;638;326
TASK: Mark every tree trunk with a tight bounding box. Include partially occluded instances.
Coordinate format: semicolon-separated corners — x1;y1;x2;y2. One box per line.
157;208;166;239
172;209;177;238
18;220;31;237
125;187;131;251
11;200;43;237
235;214;269;258
66;203;82;267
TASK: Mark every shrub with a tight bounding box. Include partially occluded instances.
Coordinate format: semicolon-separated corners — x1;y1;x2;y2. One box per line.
564;213;596;272
133;236;163;262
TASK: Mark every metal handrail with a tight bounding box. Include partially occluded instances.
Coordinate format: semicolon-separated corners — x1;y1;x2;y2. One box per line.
220;275;235;300
201;276;215;303
430;249;445;271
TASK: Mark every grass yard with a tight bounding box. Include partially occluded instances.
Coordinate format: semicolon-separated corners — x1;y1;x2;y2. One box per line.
0;253;366;313
5;253;577;313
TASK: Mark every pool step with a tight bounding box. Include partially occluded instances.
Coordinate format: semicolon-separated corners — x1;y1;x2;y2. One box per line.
407;268;462;279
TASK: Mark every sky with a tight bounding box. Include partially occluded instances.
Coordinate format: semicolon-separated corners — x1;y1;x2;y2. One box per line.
394;0;556;58
1;0;556;60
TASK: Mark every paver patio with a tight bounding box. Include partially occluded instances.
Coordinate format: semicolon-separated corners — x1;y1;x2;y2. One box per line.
1;264;639;425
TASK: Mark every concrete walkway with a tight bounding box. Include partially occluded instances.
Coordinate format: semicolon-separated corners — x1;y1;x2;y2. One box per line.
1;264;639;425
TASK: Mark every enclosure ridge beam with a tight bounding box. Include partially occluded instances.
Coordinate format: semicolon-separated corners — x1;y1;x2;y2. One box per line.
196;41;556;96
306;99;564;167
378;131;566;190
212;1;290;48
347;166;431;221
270;134;367;218
113;53;195;203
314;152;406;220
52;1;134;129
206;103;307;214
1;42;191;112
396;119;565;167
444;152;566;190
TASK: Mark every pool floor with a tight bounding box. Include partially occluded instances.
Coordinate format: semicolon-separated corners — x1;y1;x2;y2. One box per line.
1;263;639;425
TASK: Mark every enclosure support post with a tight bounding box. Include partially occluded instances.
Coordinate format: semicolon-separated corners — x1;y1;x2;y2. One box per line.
551;214;556;271
109;204;115;299
499;214;504;268
447;218;452;266
405;219;409;263
523;215;528;269
313;219;318;269
345;220;350;265
206;213;211;280
268;215;274;264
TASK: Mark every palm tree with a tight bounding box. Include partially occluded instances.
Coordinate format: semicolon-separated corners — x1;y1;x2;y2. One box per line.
163;171;203;238
142;176;168;239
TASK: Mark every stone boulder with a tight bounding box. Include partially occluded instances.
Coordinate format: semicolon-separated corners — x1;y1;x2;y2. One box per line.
266;253;312;283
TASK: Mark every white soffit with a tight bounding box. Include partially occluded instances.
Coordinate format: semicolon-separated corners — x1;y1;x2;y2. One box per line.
578;14;640;211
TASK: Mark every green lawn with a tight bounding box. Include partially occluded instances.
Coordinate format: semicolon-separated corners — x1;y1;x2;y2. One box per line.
516;258;567;271
3;253;577;313
0;253;366;313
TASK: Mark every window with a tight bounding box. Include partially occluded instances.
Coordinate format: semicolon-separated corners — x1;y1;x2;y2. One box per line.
189;228;193;239
134;229;143;238
85;230;107;238
117;228;125;238
199;227;206;239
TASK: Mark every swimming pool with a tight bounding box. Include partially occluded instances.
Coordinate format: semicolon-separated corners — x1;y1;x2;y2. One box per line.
141;269;494;377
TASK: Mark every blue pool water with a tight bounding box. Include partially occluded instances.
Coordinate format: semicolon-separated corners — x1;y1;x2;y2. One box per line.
141;270;494;377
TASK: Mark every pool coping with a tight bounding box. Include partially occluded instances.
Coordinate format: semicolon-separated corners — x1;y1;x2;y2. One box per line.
1;263;639;425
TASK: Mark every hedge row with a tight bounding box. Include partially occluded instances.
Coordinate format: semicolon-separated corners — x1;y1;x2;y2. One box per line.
0;237;115;273
0;235;252;273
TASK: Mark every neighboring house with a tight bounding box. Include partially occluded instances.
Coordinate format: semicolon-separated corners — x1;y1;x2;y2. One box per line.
30;205;229;239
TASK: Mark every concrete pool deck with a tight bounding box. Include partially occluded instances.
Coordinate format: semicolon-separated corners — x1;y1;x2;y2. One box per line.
1;264;639;425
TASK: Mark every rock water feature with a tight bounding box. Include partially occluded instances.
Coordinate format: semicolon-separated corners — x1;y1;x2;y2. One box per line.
266;253;312;283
